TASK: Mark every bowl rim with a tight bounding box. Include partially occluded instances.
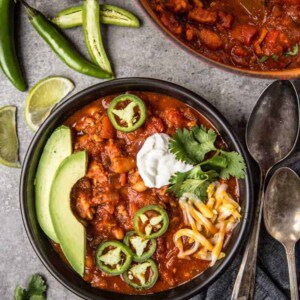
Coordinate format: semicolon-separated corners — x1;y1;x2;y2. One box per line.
138;0;300;80
20;77;254;300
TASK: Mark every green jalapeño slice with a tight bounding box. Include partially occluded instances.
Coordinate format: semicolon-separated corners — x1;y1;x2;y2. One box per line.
122;259;158;290
107;94;146;132
134;205;169;239
123;231;157;262
95;241;132;275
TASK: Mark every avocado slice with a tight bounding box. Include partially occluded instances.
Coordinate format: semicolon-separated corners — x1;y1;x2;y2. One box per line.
35;125;72;243
50;151;88;276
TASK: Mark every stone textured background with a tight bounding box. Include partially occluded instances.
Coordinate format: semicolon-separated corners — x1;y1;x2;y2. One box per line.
0;0;275;299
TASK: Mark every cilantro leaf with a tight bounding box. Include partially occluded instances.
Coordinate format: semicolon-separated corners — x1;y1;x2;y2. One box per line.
168;126;246;201
168;165;218;201
169;128;200;164
192;126;217;148
14;275;47;300
28;275;47;296
29;295;46;300
14;286;27;300
168;171;189;196
201;153;228;169
169;126;217;164
180;179;211;200
219;151;246;180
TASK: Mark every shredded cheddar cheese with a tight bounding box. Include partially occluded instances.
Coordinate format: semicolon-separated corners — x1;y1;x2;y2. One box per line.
174;183;241;266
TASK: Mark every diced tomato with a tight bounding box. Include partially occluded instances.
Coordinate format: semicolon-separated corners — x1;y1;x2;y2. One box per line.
164;0;191;12
199;28;223;50
144;116;165;136
231;24;258;47
188;7;217;25
218;11;234;29
99;115;115;139
262;30;291;56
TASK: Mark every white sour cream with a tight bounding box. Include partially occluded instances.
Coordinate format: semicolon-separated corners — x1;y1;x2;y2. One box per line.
137;133;193;188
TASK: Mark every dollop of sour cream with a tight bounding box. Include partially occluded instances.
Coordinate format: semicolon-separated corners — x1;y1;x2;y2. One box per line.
137;133;193;188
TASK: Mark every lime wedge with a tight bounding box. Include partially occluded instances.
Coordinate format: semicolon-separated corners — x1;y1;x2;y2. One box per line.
25;76;75;131
0;106;20;168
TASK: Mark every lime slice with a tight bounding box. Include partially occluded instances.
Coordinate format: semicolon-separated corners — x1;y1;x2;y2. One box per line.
25;76;75;131
0;106;20;168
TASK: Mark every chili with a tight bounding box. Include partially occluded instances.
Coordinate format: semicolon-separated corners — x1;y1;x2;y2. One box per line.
61;92;240;294
134;205;169;239
95;241;133;275
52;4;140;29
148;0;300;71
108;94;147;132
123;231;157;263
83;0;113;75
122;259;159;290
0;0;27;91
20;0;112;79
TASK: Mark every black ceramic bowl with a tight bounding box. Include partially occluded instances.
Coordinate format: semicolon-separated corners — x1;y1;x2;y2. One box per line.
20;78;254;300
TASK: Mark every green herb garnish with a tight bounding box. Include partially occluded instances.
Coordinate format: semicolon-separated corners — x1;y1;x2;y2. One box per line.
272;54;279;62
168;126;246;201
169;165;218;200
286;44;299;56
258;56;269;63
14;275;47;300
169;125;217;164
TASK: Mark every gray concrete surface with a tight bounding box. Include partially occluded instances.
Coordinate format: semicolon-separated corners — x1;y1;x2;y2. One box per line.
0;0;272;299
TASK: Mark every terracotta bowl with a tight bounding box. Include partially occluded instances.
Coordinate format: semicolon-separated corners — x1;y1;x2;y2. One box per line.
139;0;300;80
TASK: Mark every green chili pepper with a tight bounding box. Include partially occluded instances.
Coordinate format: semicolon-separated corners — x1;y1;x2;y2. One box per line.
95;241;133;275
123;231;157;263
122;259;159;290
20;0;112;79
107;94;147;132
52;4;140;29
134;205;169;239
0;0;27;91
83;0;113;75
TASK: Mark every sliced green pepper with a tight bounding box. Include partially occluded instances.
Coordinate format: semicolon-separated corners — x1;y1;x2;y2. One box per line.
95;241;132;275
134;205;169;239
122;259;158;290
52;4;140;29
20;0;111;79
123;231;157;263
107;94;147;132
0;0;27;91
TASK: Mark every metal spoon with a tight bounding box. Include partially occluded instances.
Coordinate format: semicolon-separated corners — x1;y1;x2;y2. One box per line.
231;80;300;300
264;167;300;300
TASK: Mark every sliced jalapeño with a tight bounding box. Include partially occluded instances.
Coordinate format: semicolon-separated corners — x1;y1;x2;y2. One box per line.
107;94;146;132
134;205;169;239
123;231;157;262
95;240;132;275
122;259;158;290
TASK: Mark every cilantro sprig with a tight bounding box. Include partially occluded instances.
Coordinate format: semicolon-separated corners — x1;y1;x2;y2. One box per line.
169;125;217;164
168;126;246;201
14;275;47;300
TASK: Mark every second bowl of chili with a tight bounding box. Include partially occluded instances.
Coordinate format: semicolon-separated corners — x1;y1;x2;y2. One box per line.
140;0;300;79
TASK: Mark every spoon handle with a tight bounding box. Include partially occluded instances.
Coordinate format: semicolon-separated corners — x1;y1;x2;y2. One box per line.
231;174;265;300
285;243;299;300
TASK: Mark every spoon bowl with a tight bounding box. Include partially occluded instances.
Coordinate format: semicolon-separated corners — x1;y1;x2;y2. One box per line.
246;80;299;173
264;167;300;300
232;80;300;300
